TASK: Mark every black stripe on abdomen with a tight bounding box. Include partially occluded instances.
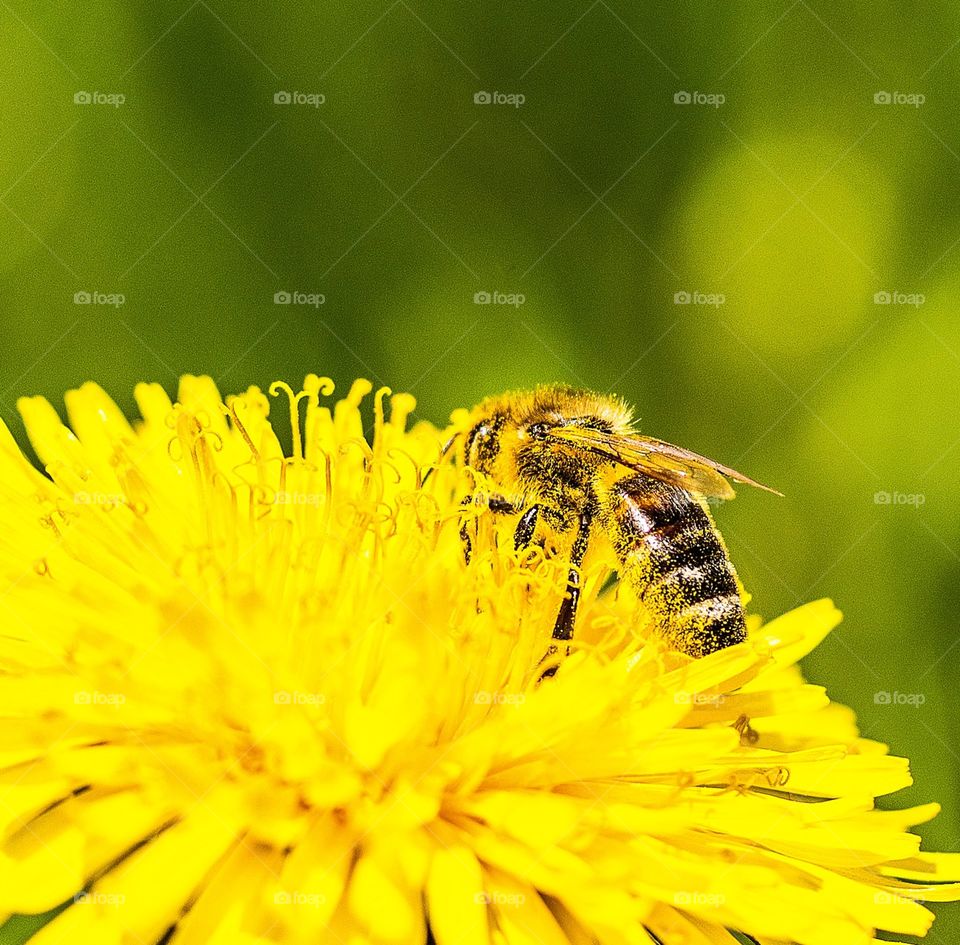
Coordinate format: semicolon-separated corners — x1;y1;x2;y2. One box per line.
607;475;746;657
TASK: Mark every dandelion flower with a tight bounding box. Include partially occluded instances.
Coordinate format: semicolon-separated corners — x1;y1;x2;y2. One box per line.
0;374;956;945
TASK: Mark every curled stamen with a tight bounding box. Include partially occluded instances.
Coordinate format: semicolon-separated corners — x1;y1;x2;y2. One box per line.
379;458;403;486
386;447;420;487
251;483;276;507
371;501;399;538
396;491;442;543
767;766;790;787
734;714;760;744
269;381;311;462
210;469;238;500
38;513;61;537
372;386;392;457
338;437;374;463
421;432;460;487
304;374;335;401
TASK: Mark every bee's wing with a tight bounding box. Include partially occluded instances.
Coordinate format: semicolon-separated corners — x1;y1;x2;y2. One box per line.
549;426;782;499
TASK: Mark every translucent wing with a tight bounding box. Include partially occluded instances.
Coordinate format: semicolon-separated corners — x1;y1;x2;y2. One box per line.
549;426;782;499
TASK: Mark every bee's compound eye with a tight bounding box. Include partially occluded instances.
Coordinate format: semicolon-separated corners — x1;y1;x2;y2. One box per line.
528;422;550;440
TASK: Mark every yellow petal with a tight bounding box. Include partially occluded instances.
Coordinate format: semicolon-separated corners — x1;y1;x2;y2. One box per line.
426;845;489;945
348;845;420;943
32;799;240;944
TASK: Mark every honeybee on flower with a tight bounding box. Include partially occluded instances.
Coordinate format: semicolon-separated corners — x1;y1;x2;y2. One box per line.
0;374;955;945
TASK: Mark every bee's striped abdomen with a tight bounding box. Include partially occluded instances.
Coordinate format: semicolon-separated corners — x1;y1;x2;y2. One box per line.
602;474;746;657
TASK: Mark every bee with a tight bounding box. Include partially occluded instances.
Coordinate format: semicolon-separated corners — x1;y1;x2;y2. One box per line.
444;385;780;660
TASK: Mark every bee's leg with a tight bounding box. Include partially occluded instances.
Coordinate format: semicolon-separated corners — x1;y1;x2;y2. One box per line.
488;494;519;515
553;510;592;642
460;494;520;564
513;505;540;551
459;495;475;564
541;510;592;679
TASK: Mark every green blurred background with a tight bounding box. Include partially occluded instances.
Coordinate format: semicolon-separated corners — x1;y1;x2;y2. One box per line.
2;2;959;941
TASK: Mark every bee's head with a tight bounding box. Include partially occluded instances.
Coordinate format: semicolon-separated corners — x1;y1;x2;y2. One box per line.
462;387;631;490
514;408;612;482
462;411;561;486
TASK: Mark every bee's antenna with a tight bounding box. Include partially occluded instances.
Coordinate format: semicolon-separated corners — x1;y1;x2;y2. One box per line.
421;433;458;486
